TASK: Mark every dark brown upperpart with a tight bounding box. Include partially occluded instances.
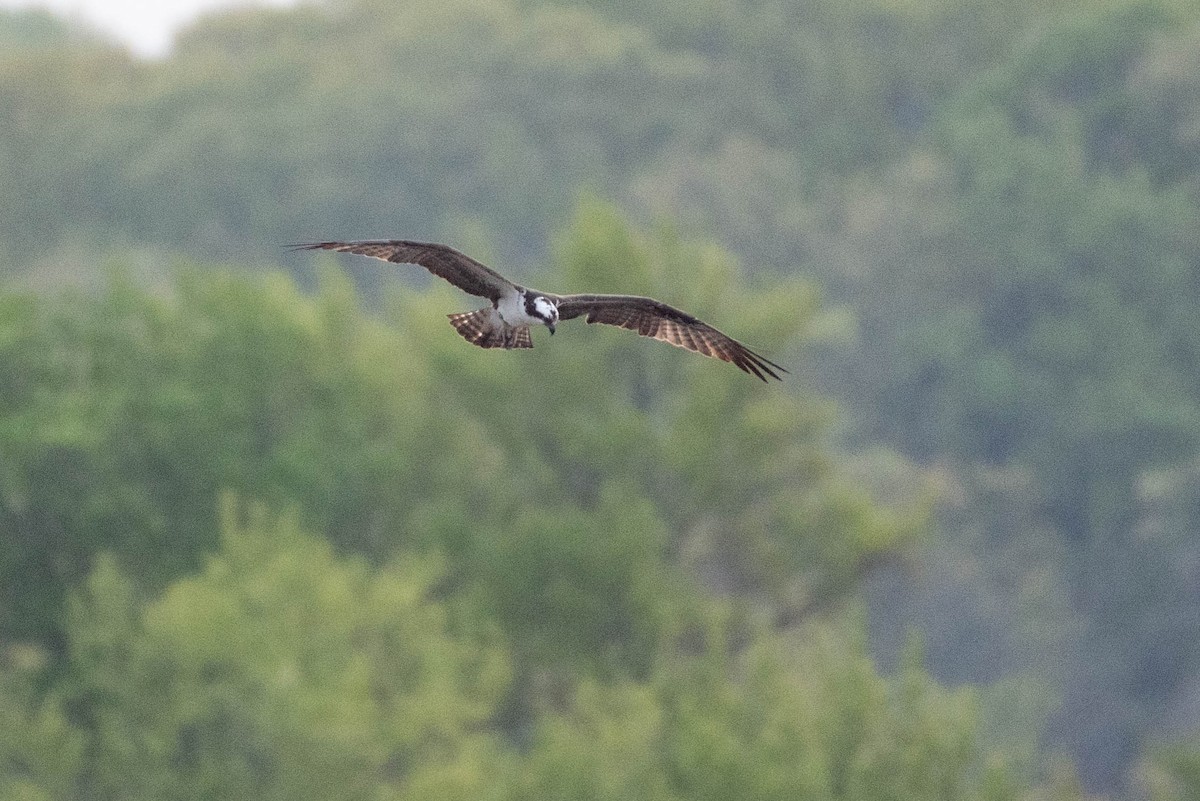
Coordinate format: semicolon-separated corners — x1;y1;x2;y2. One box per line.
292;240;513;302
548;293;785;381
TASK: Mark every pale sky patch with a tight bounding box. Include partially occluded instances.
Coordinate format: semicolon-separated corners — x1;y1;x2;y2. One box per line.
0;0;300;57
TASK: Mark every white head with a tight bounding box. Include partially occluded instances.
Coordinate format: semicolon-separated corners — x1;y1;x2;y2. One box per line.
531;295;559;334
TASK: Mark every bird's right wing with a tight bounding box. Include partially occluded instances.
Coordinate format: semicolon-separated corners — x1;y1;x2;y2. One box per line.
292;240;514;302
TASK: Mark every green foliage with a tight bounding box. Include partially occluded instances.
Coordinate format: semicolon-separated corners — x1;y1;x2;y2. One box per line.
0;507;1057;801
0;0;1068;276
51;504;511;801
511;622;1019;801
815;1;1200;789
0;8;92;52
0;201;918;681
0;647;83;801
0;198;1063;800
0;266;447;639
1143;741;1200;801
2;0;1199;793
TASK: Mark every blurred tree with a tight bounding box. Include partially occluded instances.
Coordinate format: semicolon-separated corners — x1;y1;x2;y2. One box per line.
0;199;1098;799
54;502;512;801
814;1;1200;789
511;617;1086;801
0;200;920;682
0;0;1089;280
0;506;1086;801
1142;741;1200;801
0;267;467;643
0;645;83;801
0;8;94;52
1;0;1198;789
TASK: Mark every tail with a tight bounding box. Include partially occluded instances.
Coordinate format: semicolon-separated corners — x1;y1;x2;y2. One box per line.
447;309;533;349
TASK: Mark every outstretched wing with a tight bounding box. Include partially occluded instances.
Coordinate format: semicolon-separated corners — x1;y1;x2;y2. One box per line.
550;293;786;381
292;240;514;302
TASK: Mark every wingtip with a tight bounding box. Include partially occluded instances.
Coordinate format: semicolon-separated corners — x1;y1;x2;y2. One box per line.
741;347;787;382
763;362;787;381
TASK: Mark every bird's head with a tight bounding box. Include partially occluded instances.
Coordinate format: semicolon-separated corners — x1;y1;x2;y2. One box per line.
531;295;559;334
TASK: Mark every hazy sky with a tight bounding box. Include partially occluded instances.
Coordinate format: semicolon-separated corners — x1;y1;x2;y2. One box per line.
0;0;300;56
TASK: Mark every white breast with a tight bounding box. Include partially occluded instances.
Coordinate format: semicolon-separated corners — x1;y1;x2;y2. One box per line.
496;290;538;326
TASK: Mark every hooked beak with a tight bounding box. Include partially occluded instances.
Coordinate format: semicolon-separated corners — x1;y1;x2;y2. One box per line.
548;322;556;335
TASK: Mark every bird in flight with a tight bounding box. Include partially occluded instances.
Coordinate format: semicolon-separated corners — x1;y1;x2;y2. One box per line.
293;240;785;381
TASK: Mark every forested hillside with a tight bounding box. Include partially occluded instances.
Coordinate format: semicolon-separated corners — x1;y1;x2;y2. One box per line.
2;0;1199;797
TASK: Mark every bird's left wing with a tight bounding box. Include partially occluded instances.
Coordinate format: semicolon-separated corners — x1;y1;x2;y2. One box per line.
550;293;786;381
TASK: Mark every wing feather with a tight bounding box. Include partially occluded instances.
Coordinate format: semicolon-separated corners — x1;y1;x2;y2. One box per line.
292;240;513;301
550;293;786;381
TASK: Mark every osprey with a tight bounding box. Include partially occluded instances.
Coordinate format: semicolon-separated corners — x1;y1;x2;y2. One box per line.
293;240;785;381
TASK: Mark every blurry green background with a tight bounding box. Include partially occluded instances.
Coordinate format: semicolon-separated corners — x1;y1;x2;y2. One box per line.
2;0;1200;798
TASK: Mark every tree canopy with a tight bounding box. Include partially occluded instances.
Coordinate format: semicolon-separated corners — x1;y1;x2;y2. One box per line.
2;0;1200;795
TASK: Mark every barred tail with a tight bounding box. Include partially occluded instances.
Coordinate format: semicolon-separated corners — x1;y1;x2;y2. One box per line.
447;309;533;349
510;327;533;348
